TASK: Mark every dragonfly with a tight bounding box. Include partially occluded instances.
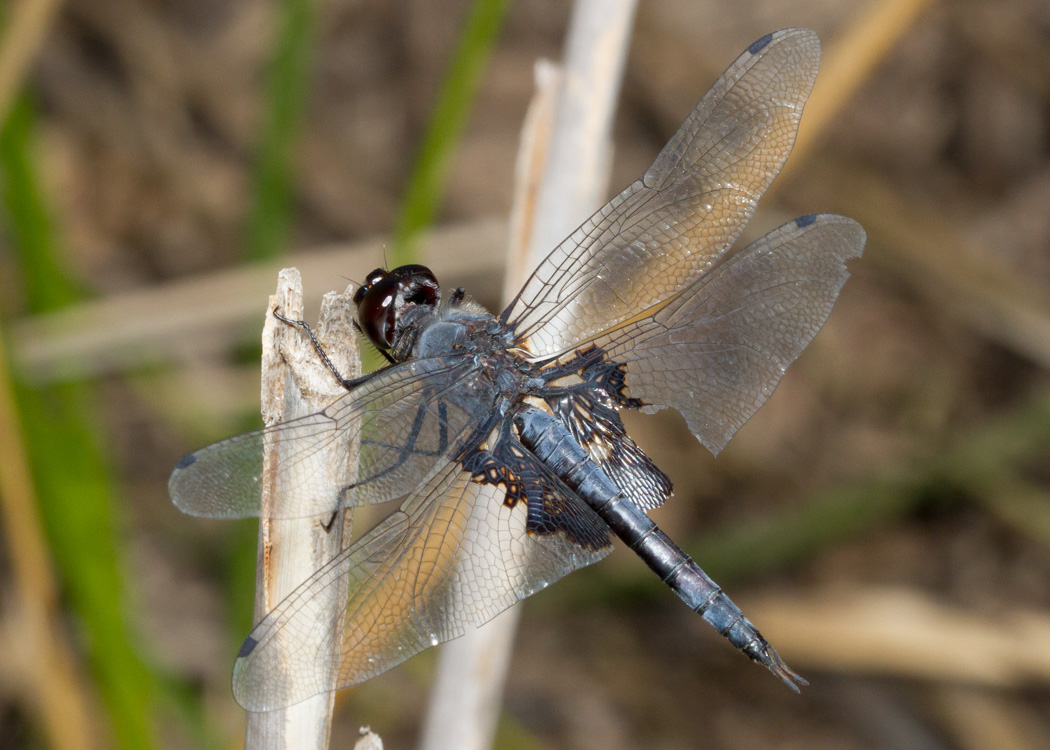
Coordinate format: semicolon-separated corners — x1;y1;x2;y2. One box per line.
170;28;864;711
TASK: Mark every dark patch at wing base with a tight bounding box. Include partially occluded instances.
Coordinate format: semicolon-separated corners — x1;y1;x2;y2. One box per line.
464;430;610;551
537;345;672;511
546;388;672;512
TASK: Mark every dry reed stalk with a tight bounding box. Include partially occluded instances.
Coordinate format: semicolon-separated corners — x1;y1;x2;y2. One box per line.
244;270;359;749
745;585;1050;686
11;218;507;385
418;1;637;748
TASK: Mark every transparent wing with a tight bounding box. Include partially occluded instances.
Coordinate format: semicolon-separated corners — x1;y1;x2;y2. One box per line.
593;214;865;454
169;356;492;519
501;28;820;357
231;451;612;711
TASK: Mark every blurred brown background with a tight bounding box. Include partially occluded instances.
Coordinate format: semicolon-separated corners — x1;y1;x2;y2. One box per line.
2;0;1050;748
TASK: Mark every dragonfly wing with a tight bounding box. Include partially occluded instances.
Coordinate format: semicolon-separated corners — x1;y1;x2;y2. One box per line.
503;28;821;357
169;356;490;519
231;434;611;711
593;214;865;454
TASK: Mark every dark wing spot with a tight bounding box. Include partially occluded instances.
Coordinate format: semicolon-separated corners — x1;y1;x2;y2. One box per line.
747;32;774;55
794;213;817;228
237;635;258;657
175;452;198;469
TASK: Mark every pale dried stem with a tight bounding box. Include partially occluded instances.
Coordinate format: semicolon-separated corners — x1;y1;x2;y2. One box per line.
746;585;1050;686
353;728;384;750
419;2;637;749
245;269;359;749
11;218;506;385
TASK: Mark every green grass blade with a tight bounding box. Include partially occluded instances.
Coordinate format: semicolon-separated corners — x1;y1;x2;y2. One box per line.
389;0;510;267
244;0;316;261
0;93;160;750
0;102;77;314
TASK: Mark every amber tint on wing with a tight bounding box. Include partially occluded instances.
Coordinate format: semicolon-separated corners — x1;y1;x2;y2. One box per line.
503;29;821;357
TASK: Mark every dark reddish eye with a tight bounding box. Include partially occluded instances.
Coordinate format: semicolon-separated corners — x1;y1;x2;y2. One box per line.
354;265;441;350
353;268;388;305
357;275;399;348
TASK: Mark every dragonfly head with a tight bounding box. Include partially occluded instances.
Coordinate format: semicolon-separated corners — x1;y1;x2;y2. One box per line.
353;265;441;351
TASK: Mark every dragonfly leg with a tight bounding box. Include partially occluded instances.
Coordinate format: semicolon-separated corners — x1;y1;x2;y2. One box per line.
320;509;340;532
334;398;453;506
272;308;368;390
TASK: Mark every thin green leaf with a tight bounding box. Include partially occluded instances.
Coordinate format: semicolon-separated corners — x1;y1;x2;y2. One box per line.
390;0;510;266
244;0;316;261
0;94;160;750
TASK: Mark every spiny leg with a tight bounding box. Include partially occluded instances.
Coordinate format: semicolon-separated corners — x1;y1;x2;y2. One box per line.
272;308;367;390
334;398;452;508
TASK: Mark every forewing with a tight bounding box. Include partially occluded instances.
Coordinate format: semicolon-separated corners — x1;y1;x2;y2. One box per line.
232;450;611;711
502;29;820;356
169;356;489;519
594;214;865;454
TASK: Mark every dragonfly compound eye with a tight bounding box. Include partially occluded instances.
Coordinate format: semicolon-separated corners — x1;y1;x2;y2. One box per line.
355;265;441;350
